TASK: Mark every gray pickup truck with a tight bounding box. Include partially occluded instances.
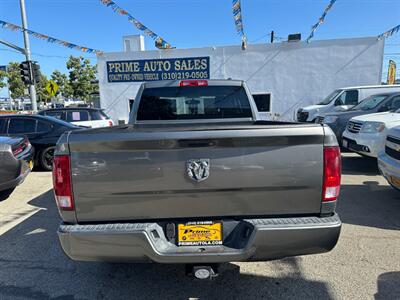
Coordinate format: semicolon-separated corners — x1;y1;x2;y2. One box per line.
53;80;341;276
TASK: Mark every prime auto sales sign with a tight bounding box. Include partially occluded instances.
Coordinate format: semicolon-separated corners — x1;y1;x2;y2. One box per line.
106;57;210;82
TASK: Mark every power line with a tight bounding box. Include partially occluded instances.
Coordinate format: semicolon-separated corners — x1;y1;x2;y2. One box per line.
250;33;271;44
250;32;285;44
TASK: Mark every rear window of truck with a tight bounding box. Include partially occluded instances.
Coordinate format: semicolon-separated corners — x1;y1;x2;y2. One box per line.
137;86;252;120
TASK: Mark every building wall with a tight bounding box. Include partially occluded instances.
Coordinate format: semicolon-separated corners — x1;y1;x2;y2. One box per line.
97;37;384;123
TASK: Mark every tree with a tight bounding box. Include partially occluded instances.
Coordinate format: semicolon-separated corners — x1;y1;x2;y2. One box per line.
51;70;72;98
66;56;98;101
6;62;27;99
0;69;7;90
35;74;52;103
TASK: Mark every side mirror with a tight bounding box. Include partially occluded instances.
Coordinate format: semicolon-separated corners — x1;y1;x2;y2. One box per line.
334;99;341;106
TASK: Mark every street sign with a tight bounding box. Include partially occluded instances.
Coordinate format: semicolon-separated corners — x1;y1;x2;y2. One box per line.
45;80;58;97
0;65;7;72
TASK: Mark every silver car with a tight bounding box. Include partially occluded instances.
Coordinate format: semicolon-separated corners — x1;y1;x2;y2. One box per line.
378;126;400;190
0;135;34;198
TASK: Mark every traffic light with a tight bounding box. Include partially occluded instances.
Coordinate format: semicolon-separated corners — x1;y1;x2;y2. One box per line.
19;61;31;85
31;62;41;84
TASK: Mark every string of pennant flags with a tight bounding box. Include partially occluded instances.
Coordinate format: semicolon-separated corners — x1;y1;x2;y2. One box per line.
0;19;103;55
232;0;247;48
378;24;400;40
306;0;337;43
232;0;244;35
1;2;397;56
99;0;171;49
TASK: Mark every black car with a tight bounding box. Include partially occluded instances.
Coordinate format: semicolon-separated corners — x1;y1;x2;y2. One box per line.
0;115;81;171
0;135;34;198
318;92;400;141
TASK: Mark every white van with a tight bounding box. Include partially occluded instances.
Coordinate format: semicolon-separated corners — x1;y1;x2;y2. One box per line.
297;85;400;122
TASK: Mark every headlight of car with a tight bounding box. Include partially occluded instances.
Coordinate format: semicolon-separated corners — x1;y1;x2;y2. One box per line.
323;116;338;124
360;122;385;133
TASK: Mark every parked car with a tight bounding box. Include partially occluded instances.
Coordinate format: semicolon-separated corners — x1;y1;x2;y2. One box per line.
54;79;342;277
38;107;113;128
0;115;81;171
297;85;400;122
0;135;34;196
378;126;400;191
317;92;400;142
342;108;400;158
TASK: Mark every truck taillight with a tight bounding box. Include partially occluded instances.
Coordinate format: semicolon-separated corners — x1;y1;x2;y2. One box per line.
179;80;208;87
322;146;341;202
52;155;74;211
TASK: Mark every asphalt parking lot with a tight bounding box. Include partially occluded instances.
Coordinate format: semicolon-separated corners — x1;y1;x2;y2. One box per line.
0;153;399;300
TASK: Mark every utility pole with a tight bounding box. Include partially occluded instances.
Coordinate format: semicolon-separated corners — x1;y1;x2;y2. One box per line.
270;31;274;43
19;0;37;111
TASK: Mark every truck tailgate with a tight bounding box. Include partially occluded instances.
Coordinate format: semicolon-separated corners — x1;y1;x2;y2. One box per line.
68;125;324;222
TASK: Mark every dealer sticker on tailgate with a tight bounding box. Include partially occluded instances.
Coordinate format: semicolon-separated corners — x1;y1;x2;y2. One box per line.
177;221;222;246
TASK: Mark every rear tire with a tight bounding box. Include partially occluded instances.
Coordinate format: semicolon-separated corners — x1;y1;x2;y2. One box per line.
39;146;55;171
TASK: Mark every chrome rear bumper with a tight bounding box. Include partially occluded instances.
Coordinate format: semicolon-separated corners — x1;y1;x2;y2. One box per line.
58;214;341;263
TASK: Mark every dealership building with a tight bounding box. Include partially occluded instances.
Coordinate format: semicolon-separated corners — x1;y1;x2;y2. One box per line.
97;36;384;123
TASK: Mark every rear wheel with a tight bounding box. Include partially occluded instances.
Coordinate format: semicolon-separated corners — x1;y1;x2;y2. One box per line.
39;146;55;171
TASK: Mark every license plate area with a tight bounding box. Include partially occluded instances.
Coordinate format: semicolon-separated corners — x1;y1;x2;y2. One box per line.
177;221;222;246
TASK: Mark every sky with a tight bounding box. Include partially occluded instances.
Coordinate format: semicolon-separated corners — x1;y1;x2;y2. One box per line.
0;0;399;97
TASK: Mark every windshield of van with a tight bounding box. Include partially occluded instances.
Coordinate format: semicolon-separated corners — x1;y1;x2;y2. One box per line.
318;90;342;105
351;94;389;111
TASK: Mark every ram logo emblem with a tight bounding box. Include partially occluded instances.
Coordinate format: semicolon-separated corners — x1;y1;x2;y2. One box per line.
186;159;210;182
